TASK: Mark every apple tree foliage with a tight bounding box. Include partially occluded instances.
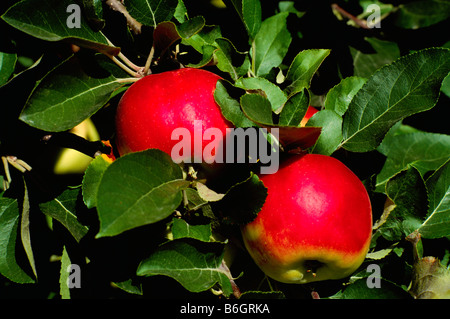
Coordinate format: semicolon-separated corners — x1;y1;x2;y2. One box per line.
0;0;449;299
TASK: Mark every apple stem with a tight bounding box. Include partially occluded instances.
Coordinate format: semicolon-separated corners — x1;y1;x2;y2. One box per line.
117;52;144;73
143;45;155;76
182;189;189;207
1;156;12;190
266;276;275;292
116;77;141;84
1;156;33;191
105;37;145;74
5;156;32;173
106;53;141;78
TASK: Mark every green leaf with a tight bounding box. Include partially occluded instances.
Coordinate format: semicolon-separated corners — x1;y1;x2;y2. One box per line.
96;150;190;238
136;239;233;296
441;73;450;98
182;25;222;53
377;167;428;241
82;155;111;209
375;132;450;192
225;0;243;21
186;45;217;68
59;246;71;299
20;179;37;280
328;278;411;299
242;0;262;40
174;0;188;23
215;38;250;81
0;195;35;283
125;0;178;27
342;48;450;152
1;0;118;55
283;49;331;97
183;188;210;213
253;12;291;77
420;159;450;238
152;21;183;57
240;93;273;125
350;37;400;78
395;0;450;29
196;182;225;202
112;279;143;295
20;55;125;132
307;109;343;156
214;80;255;128
0;51;17;86
79;0;105;31
171;218;213;242
39;188;89;243
153;17;205;57
278;89;309;126
212;172;267;225
177;16;205;38
324;76;367;116
236;77;287;113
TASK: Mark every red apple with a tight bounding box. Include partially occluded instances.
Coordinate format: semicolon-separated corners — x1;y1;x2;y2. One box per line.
115;68;232;164
300;106;319;127
241;154;372;284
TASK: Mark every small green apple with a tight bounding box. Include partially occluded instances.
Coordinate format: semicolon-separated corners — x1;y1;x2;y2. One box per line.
53;118;100;175
241;154;372;284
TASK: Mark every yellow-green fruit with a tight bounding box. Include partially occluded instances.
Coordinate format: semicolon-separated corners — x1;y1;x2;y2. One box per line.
211;0;226;9
53;118;100;175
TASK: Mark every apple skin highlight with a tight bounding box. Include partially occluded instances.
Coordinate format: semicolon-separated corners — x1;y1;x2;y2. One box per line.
241;154;372;284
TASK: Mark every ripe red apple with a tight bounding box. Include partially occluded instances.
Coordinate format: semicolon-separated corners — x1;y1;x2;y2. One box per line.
241;154;372;284
115;68;232;163
300;106;318;127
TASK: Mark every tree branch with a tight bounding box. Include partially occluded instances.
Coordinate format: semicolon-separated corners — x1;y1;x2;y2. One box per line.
331;3;370;29
105;0;143;34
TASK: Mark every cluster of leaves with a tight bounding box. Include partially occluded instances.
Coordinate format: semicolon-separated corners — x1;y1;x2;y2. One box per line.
0;0;449;299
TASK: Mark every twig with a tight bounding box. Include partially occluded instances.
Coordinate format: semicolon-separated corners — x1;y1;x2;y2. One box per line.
105;38;145;73
116;77;141;84
105;0;142;34
41;132;111;158
105;53;141;77
331;3;370;29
